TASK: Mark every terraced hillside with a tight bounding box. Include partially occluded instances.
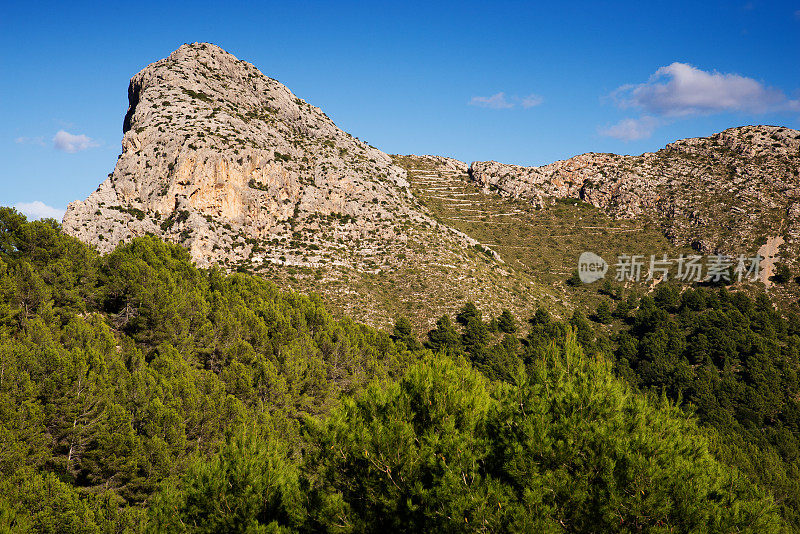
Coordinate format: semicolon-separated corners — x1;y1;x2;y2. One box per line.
243;218;565;331
395;155;701;310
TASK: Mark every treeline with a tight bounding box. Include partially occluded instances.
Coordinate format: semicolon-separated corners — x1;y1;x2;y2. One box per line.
0;208;791;532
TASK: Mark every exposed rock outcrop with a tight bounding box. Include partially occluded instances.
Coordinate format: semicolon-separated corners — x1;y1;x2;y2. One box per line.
64;43;447;267
470;126;800;257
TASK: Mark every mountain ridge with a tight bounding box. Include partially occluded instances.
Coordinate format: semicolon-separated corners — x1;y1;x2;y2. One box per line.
469;125;800;256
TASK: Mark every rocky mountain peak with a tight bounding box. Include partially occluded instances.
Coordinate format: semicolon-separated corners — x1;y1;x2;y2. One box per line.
666;125;800;158
64;42;420;264
62;43;535;328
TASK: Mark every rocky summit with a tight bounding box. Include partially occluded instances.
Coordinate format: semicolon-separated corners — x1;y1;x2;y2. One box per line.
65;42;434;265
63;43;549;328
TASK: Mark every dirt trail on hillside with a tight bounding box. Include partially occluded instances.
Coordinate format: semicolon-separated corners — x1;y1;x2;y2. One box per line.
758;219;785;287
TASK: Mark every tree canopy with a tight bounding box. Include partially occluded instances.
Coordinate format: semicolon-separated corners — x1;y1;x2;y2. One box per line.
0;208;792;532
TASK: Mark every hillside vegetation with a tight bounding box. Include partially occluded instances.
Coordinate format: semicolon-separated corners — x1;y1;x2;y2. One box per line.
0;207;791;532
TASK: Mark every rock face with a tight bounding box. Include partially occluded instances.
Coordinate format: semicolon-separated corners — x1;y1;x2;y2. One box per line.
470;126;800;257
64;43;473;268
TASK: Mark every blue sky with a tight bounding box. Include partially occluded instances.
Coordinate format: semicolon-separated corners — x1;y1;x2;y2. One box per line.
2;0;799;220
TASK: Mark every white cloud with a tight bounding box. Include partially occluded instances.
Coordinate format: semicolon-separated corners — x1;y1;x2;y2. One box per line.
14;136;46;147
53;130;99;153
469;92;544;109
470;92;514;109
600;62;799;140
15;201;66;221
599;116;660;141
612;62;798;117
520;93;544;108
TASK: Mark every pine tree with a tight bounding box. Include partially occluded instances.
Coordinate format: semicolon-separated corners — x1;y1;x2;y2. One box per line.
426;315;461;353
496;309;517;334
148;428;305;533
566;269;582;287
595;300;612;324
392;316;420;350
456;301;481;326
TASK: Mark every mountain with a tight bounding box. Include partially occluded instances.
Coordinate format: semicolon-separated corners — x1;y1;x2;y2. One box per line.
64;42;417;261
469;126;800;283
63;43;554;328
11;43;800;532
394;154;694;300
63;43;800;326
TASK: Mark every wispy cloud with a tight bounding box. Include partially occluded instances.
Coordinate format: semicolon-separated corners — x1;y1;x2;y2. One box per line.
15;136;46;147
470;92;514;109
15;201;66;221
520;94;544;108
601;62;799;140
53;130;99;153
599;116;660;142
469;92;544;110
